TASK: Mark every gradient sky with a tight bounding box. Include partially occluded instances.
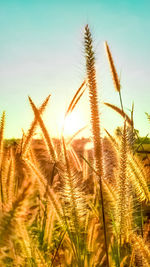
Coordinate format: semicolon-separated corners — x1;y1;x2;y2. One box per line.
0;0;150;139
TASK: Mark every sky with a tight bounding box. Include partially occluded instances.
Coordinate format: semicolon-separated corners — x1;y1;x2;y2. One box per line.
0;0;150;139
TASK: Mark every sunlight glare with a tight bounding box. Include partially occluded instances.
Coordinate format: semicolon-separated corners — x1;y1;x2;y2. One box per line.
59;111;85;138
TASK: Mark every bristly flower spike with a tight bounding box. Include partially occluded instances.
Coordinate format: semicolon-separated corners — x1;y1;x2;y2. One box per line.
104;41;121;93
84;24;109;267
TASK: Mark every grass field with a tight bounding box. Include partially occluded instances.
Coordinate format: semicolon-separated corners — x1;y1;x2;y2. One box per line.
0;25;150;267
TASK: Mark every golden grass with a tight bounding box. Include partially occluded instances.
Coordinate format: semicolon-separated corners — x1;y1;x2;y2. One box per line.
0;25;149;267
104;41;121;93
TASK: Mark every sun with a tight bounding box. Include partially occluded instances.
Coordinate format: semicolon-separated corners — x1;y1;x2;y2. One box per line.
59;111;85;138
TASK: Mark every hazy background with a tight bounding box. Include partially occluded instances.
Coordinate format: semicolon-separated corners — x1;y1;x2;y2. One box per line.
0;0;150;138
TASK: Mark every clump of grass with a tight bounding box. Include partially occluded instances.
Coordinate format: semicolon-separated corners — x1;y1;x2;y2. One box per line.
0;25;149;267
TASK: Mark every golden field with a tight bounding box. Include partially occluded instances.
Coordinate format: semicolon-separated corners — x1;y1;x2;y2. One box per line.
0;25;150;267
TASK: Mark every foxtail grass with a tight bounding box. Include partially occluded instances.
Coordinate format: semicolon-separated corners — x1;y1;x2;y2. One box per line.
60;137;87;266
104;41;124;113
0;24;149;267
84;24;109;266
104;41;120;93
115;122;131;244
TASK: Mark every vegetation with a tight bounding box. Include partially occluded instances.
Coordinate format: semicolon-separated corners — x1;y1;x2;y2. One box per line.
0;25;150;266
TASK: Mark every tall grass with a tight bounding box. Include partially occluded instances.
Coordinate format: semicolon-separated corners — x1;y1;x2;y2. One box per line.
0;25;149;267
84;24;109;267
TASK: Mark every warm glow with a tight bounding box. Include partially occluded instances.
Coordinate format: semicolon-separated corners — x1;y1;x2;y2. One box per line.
59;111;85;137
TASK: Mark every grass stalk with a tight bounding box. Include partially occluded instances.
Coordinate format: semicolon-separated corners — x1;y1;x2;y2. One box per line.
22;95;50;157
0;111;5;169
84;24;109;267
28;96;56;162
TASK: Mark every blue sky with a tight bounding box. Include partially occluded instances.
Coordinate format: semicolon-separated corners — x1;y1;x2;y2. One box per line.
0;0;150;138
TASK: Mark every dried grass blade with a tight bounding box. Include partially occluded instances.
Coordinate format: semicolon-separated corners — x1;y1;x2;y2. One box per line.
65;80;86;118
28;96;56;161
22;95;50;157
104;102;133;126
